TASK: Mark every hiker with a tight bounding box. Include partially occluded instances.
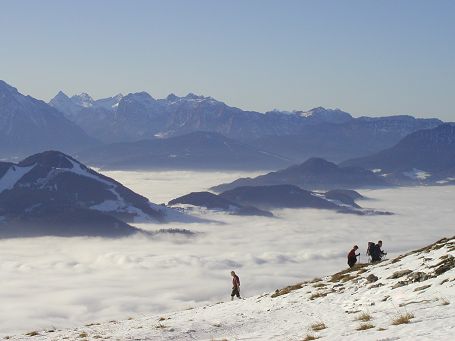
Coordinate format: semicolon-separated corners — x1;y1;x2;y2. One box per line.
347;245;360;268
370;240;387;262
230;271;241;300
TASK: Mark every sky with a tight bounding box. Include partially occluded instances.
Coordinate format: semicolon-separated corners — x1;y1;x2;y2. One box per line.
0;0;454;120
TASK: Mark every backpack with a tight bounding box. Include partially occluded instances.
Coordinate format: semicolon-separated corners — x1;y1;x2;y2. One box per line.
366;242;375;256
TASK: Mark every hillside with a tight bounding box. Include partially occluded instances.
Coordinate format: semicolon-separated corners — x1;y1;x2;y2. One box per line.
8;236;454;340
341;123;455;185
212;157;388;192
78;131;291;171
0;151;190;237
249;115;442;163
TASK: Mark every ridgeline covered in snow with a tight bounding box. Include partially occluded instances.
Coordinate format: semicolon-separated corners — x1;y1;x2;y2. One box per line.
6;236;455;340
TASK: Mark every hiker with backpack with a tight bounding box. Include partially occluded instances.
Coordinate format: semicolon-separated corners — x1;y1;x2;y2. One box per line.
369;240;387;262
347;245;360;268
230;271;241;300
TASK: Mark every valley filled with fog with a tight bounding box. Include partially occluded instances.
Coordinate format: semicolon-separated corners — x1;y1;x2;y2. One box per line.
0;170;454;335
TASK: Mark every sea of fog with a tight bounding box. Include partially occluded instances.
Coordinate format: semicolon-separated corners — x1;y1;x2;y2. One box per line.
0;169;454;335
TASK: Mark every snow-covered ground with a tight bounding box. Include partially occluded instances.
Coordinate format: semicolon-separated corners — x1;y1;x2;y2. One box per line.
6;237;455;340
0;170;454;338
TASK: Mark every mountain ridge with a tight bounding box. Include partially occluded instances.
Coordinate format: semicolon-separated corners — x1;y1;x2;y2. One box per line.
341;123;455;184
211;157;388;192
0;81;97;157
49;88;442;159
0;150;191;237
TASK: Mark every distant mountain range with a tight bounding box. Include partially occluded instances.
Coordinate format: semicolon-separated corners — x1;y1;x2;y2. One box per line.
78;131;291;170
211;157;388;192
248;115;442;163
49;88;442;164
0;81;96;157
0;79;445;168
0;151;189;238
210;123;455;191
341;123;455;185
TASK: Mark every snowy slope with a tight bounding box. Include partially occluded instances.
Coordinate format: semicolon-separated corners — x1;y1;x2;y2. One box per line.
8;236;454;340
0;164;34;194
0;151;197;237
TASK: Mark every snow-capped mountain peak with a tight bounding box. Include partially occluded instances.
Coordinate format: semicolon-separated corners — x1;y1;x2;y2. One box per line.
298;106;354;123
94;93;124;109
71;92;95;108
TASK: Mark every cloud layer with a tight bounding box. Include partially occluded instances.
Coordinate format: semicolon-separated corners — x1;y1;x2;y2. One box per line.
0;170;453;335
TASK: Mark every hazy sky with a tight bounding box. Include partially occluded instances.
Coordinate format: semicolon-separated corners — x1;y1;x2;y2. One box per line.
1;0;454;119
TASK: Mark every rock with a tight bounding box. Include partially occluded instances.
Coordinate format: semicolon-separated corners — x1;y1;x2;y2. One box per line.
414;285;431;292
407;271;431;283
369;283;384;289
387;270;413;279
392;281;408;289
366;274;378;283
434;255;455;275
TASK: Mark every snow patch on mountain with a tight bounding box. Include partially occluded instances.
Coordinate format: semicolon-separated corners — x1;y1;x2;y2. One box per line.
436;177;455;184
403;168;431;180
0;164;35;194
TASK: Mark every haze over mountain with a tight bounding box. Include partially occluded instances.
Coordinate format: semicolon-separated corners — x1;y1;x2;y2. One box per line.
211;157;388;192
250;115;443;162
50;89;442;163
78;131;291;171
0;151;188;238
341;123;455;185
0;81;96;157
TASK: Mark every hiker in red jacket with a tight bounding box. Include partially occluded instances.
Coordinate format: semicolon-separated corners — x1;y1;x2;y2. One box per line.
231;271;241;300
347;245;360;268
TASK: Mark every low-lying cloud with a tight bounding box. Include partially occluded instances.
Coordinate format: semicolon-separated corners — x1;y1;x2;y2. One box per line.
0;170;453;335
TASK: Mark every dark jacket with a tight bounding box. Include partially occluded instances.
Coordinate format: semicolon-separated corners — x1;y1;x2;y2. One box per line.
347;249;358;267
371;244;385;262
232;274;240;288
